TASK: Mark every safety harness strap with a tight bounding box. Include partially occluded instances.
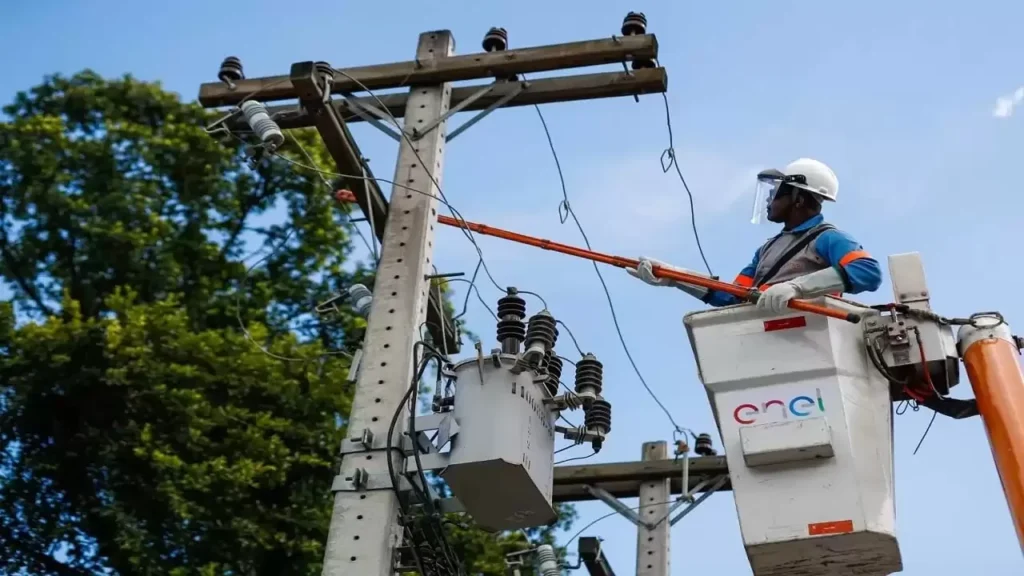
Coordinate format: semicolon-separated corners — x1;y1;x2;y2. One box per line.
754;224;835;288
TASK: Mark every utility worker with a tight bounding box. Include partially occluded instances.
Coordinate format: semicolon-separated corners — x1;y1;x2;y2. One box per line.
627;158;882;312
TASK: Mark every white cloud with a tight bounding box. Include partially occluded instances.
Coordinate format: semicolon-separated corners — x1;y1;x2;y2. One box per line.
992;86;1024;118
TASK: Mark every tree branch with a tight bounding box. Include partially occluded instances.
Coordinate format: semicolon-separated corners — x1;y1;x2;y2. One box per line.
0;197;54;316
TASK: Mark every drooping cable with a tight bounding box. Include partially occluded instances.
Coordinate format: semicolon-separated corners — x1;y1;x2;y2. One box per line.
532;103;692;437
659;92;714;277
287;132;378;261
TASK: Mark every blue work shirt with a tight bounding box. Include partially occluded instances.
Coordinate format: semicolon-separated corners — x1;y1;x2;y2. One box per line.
703;214;882;307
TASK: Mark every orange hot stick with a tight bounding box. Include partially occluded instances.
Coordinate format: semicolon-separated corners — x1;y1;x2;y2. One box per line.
334;189;860;324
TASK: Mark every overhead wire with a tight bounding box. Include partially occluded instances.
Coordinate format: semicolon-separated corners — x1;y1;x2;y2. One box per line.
532;103;693;437
555;450;597;466
387;342;464;575
328;66;523;300
659;91;714;277
234;226;353;363
287;131;379;261
562;497;684;550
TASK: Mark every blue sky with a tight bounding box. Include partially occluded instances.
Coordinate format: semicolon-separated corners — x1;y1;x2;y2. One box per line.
4;1;1024;574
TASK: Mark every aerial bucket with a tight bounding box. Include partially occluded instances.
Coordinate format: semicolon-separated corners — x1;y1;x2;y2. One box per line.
684;298;902;576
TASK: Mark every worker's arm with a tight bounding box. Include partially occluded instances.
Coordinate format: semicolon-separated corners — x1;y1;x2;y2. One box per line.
813;229;882;294
701;253;760;307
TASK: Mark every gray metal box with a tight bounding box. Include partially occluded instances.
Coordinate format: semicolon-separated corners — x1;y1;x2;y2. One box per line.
442;355;557;531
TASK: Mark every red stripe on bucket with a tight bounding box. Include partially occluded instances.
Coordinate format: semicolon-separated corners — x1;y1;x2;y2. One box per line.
763;316;807;332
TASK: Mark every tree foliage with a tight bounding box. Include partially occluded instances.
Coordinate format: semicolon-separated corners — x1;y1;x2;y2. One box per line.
0;71;572;575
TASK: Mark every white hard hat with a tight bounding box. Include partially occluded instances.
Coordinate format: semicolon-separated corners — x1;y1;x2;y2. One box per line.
750;158;839;224
780;158;838;202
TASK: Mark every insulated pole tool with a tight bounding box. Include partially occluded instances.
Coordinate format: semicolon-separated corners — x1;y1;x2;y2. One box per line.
335;190;861;323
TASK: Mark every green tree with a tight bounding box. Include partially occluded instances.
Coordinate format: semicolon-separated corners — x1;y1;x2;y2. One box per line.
0;72;572;575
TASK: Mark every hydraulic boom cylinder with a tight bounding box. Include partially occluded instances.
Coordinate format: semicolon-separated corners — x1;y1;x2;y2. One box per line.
959;316;1024;551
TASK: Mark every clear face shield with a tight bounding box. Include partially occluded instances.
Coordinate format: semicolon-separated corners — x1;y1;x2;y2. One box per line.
750;169;784;224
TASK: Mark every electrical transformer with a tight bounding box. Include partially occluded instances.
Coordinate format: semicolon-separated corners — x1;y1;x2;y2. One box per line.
435;288;612;532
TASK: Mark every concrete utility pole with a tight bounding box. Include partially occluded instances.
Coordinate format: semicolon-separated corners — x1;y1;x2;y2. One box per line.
636;442;671;576
198;21;670;576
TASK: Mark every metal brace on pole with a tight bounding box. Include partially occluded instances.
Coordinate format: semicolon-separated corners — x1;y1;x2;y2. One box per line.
341;94;403;141
584;485;648;528
445;82;526;142
669;474;728;527
411;82;496;140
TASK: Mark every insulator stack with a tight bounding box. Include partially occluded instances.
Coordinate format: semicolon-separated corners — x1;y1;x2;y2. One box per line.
524;310;558;362
314;61;335;85
694;433;716;456
535;544;560;576
586;399;612;451
482;27;509;52
574;353;604;402
218;56;244;85
241;101;284;151
496;287;527;354
543;353;562;397
620;12;655;70
621;11;647;35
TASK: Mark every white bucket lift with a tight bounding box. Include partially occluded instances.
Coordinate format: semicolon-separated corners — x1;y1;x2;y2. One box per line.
684;298;902;576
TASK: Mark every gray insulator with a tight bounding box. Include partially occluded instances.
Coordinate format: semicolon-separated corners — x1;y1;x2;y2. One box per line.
525;310;558;356
535;544;560;576
574;353;604;399
348;284;373;317
218;56;244;84
241;100;284;151
543;353;562;397
482;27;509;52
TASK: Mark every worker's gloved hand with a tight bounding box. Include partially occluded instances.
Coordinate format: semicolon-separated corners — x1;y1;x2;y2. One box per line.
626;257;672;287
756;267;848;314
627;257;710;300
757;282;801;313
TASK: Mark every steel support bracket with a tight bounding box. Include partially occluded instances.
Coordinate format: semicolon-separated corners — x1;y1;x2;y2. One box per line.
403;451;450;474
331;468;410;492
445;81;527;142
667;474;728;527
410;82;496;140
584;484;653;530
341;92;403;141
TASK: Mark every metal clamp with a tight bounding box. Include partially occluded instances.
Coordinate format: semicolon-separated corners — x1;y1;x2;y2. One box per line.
331;468;409;492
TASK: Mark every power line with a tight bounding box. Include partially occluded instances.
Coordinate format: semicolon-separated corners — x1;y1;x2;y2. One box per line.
532;103;692;437
659;92;714;278
287;131;379;261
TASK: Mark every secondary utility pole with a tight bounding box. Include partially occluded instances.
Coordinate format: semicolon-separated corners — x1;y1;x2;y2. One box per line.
198;18;668;576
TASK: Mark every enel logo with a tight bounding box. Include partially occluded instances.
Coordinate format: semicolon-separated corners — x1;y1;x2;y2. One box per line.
732;389;825;425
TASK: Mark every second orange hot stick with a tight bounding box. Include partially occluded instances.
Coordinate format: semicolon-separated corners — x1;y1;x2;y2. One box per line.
334;190;861;323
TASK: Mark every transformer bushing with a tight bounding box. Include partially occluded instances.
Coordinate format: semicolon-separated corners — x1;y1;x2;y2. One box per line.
524;310;558;366
543;353;562;398
497;288;527;354
218;56;244;85
620;12;655;70
585;399;612;451
574;353;603;405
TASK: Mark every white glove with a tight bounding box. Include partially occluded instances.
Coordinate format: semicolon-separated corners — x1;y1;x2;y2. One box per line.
626;257;671;287
756;282;801;313
756;267;847;314
627;257;709;299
